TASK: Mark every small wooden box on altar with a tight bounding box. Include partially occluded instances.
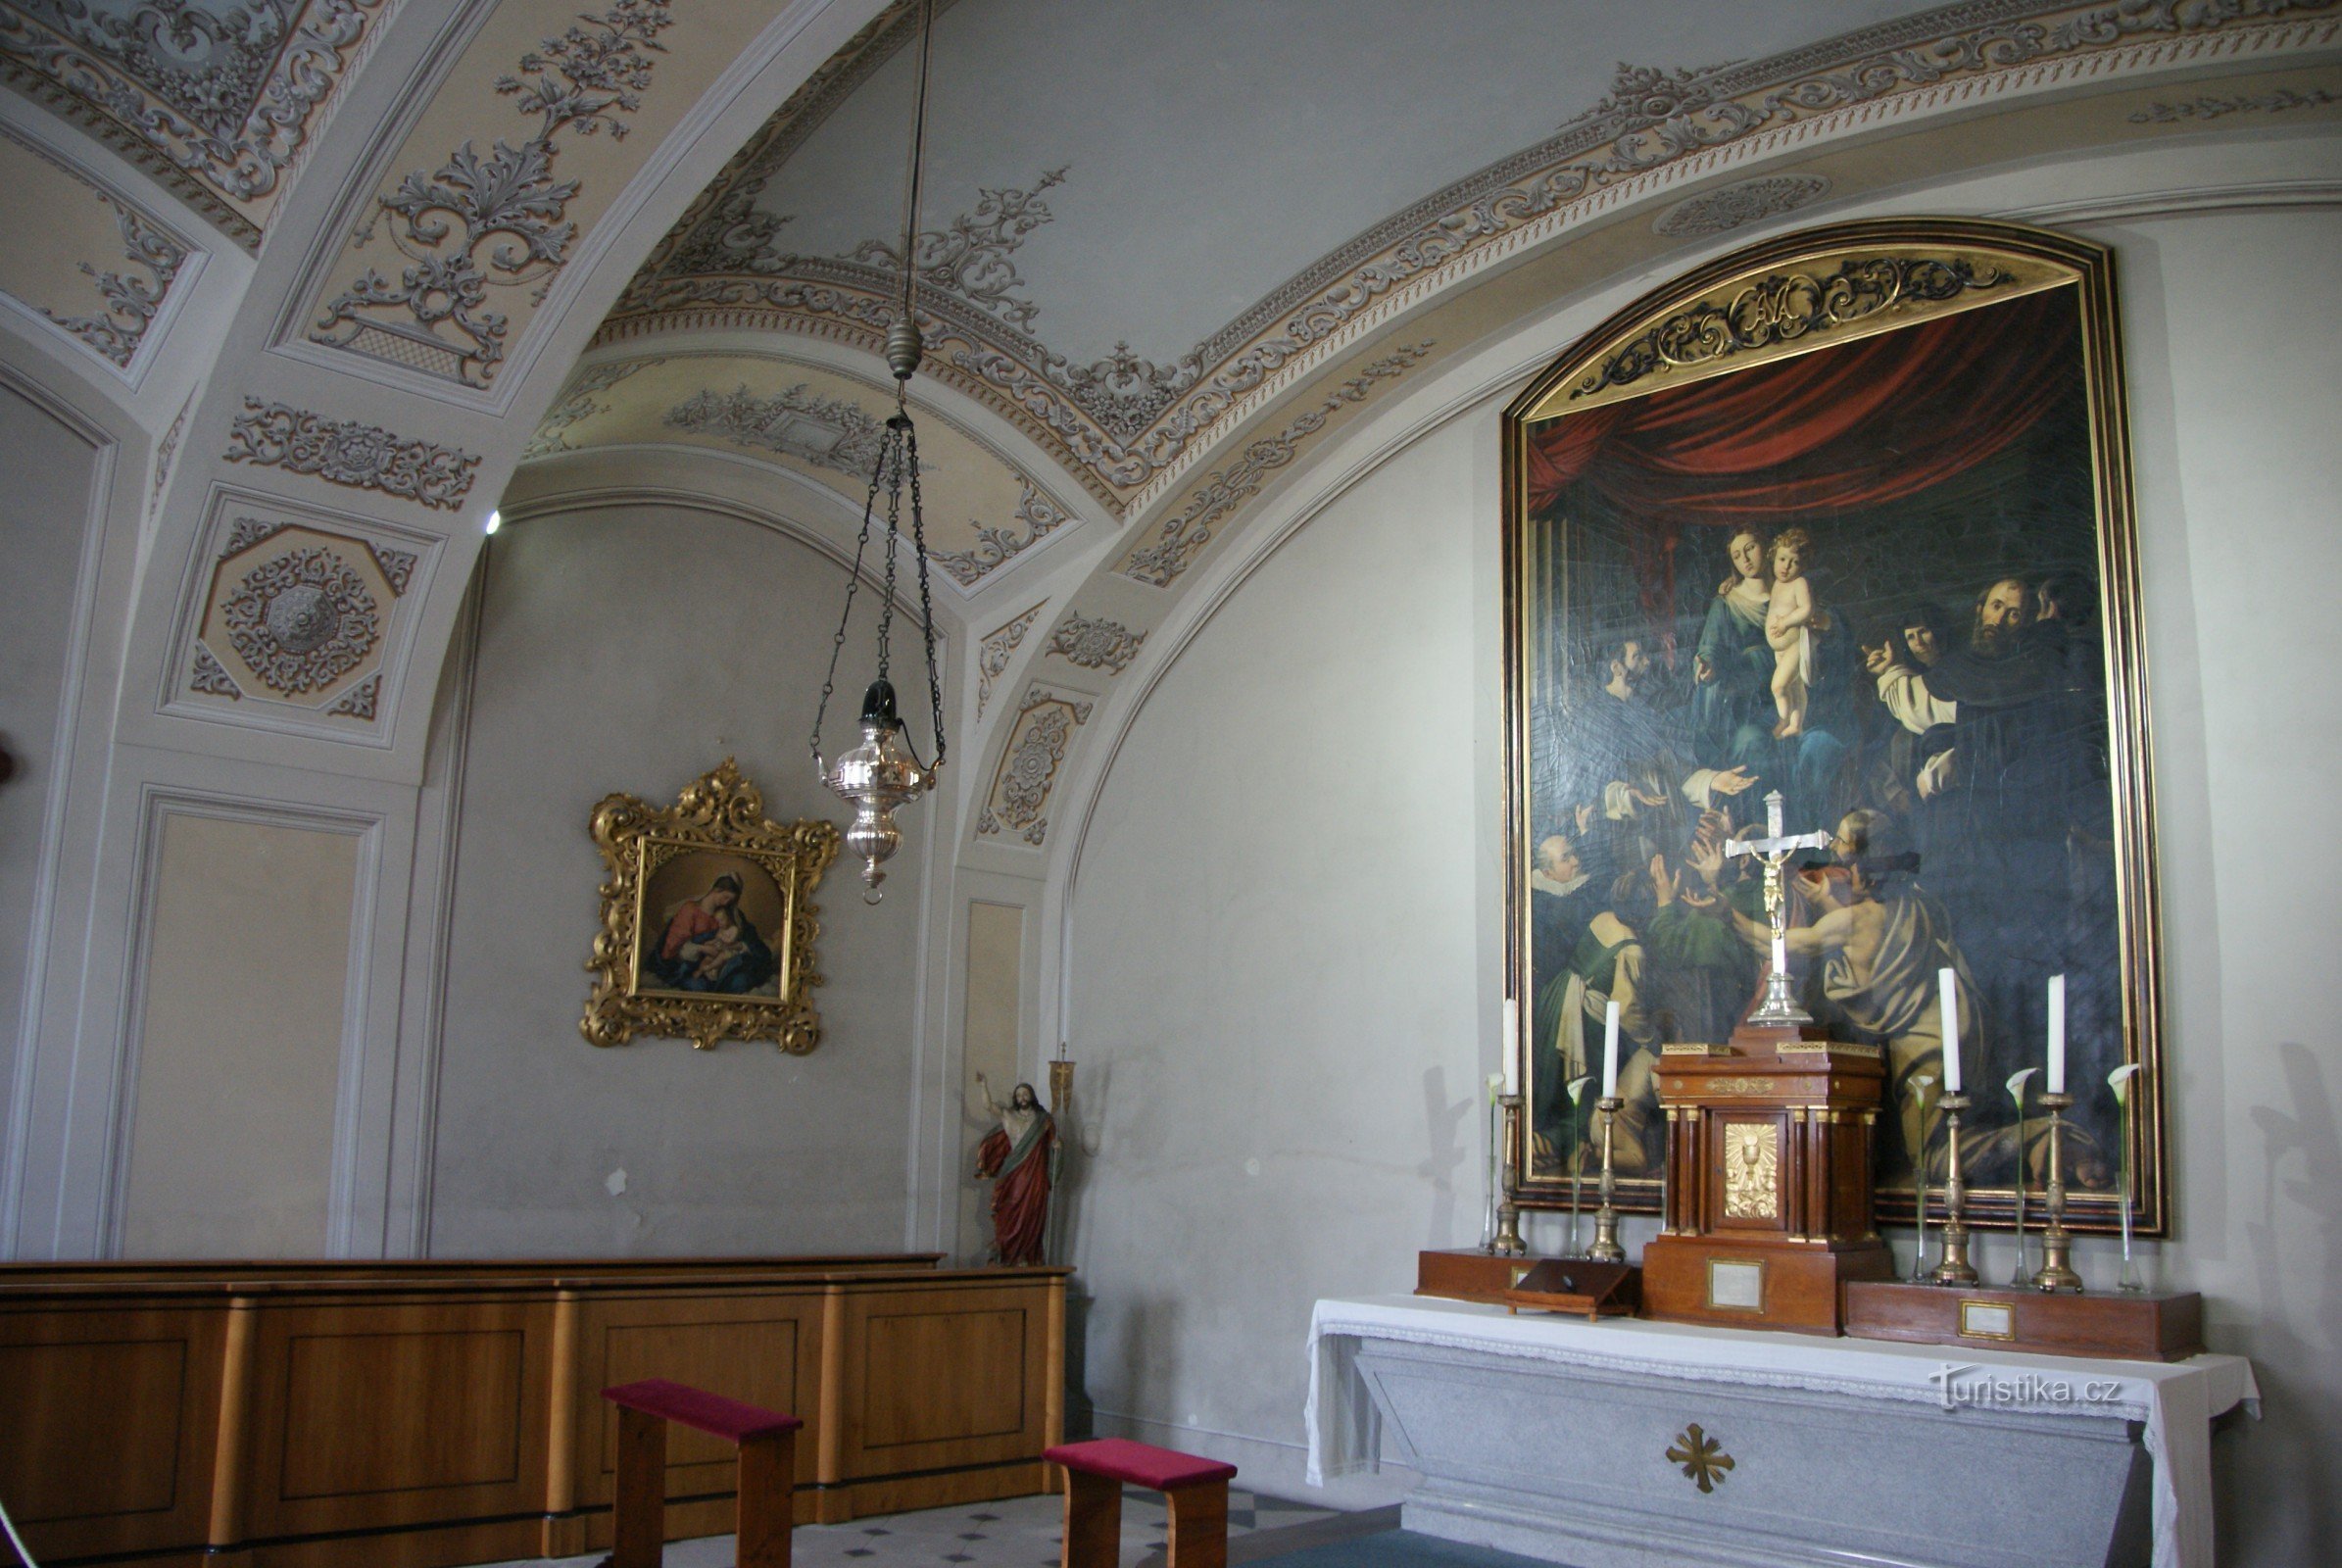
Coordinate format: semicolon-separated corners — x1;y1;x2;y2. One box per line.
1642;1029;1896;1333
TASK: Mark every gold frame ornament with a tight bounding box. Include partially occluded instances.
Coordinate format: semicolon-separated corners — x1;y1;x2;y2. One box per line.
580;760;840;1053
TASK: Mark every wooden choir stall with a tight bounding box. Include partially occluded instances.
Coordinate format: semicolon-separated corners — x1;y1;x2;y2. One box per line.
0;1255;1069;1568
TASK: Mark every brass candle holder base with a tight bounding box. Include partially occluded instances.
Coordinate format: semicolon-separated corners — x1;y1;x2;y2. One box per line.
1493;1094;1527;1255
1929;1093;1978;1286
1588;1096;1626;1263
2032;1091;2084;1294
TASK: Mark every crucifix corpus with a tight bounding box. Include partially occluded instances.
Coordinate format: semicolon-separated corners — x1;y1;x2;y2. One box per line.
1725;791;1831;1028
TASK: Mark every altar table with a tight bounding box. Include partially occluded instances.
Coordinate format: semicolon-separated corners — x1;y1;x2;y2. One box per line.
1305;1295;2254;1568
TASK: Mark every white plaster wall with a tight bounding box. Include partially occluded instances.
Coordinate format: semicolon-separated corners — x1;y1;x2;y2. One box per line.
1065;423;1490;1493
426;505;931;1256
0;385;96;1135
1062;203;2342;1558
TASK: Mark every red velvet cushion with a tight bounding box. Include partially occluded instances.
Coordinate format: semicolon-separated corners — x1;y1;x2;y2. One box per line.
602;1378;803;1442
1046;1437;1237;1491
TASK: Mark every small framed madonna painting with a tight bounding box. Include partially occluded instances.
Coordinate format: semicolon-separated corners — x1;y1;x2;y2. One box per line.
1501;219;2167;1235
580;760;839;1053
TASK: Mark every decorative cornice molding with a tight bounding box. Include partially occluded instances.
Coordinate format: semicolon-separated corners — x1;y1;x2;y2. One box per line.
1118;341;1432;590
595;0;2342;514
976;602;1046;716
224;398;481;510
1046;614;1145;676
0;0;385;249
311;0;679;387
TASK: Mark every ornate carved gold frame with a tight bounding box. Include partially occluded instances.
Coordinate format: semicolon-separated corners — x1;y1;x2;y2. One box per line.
581;760;840;1053
1501;218;2166;1235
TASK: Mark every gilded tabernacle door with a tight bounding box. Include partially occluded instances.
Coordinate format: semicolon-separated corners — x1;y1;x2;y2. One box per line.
1502;219;2163;1235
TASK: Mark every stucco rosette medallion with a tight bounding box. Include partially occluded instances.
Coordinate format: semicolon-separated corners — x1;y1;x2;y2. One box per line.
185;514;423;722
582;760;841;1053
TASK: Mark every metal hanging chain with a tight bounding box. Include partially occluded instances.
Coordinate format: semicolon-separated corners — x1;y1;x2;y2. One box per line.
906;420;946;768
809;421;900;769
876;419;904;681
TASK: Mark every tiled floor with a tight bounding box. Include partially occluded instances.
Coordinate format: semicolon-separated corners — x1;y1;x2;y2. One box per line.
494;1484;1352;1568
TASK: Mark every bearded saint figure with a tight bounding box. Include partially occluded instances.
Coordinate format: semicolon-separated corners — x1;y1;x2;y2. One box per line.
973;1074;1060;1265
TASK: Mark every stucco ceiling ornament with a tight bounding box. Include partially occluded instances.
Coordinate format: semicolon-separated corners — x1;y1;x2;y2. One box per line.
1120;341;1433;590
1046;615;1146;676
600;0;2342;514
976;686;1092;847
224;398;481;510
932;479;1072;587
325;672;379;719
38;191;187;368
2130;83;2341;120
976;603;1045;716
218;544;380;696
664;382;891;479
311;0;677;387
188;643;242;699
1654;173;1832;237
522;358;652;457
0;0;383;246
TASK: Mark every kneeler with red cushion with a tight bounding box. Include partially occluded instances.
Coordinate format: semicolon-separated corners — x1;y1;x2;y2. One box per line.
602;1378;805;1568
1045;1438;1239;1568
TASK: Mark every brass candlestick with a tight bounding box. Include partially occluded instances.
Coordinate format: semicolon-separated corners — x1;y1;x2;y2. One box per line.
1588;1096;1626;1263
2032;1091;2083;1293
1492;1093;1527;1255
1929;1093;1978;1286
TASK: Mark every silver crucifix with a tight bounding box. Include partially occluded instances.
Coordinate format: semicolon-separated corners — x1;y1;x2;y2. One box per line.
1725;791;1831;1026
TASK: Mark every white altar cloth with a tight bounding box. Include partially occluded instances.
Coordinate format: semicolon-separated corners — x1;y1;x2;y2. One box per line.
1306;1295;2256;1568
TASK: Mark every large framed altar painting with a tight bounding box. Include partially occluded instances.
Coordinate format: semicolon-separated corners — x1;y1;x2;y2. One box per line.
1501;220;2167;1235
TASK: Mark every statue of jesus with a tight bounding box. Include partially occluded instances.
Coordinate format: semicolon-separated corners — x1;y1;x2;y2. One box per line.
973;1073;1061;1265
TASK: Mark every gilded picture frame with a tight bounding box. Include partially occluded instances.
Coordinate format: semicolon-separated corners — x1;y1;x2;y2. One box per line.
580;760;841;1053
1502;218;2166;1235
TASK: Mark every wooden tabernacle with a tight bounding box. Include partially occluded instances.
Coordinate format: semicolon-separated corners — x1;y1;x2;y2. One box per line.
1640;1037;1896;1333
0;1255;1068;1568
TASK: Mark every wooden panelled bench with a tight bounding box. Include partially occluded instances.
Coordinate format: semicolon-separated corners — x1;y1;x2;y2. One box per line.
0;1256;1068;1568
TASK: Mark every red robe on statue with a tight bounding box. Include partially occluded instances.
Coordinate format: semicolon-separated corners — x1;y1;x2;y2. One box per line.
975;1109;1056;1266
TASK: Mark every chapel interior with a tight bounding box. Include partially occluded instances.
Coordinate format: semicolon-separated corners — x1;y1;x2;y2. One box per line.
0;3;2336;1567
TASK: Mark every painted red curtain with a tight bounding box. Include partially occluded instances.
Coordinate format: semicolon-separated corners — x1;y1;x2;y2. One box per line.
1524;287;2079;616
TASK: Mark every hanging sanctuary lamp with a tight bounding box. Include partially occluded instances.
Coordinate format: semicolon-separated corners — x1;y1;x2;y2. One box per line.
811;0;947;904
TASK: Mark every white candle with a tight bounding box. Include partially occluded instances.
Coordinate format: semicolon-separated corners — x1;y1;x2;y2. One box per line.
2047;973;2067;1095
1501;998;1520;1097
1602;1000;1621;1099
1937;967;1961;1093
